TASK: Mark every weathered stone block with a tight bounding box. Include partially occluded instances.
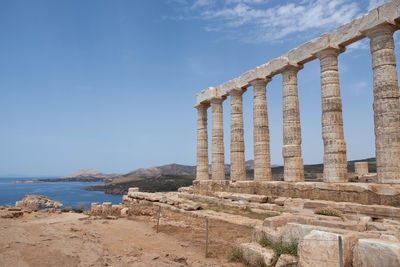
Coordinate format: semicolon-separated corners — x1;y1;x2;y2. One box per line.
128;187;139;193
240;242;275;266
276;254;298;267
286;34;330;64
196;87;217;104
353;239;400;267
298;230;358;267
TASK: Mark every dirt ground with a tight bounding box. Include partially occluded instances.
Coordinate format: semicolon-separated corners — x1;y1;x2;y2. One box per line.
0;206;252;266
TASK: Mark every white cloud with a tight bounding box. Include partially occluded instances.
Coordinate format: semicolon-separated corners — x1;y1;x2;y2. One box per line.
171;0;363;43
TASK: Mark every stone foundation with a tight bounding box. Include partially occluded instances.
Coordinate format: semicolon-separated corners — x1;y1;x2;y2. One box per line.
192;180;400;206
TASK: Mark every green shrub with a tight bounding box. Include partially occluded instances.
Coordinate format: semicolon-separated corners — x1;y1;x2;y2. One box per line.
62;206;73;212
259;235;298;256
76;203;86;212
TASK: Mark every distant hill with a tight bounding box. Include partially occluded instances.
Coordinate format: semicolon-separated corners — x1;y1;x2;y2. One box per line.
124;164;196;178
85;157;376;194
14;169;121;183
62;168;121;181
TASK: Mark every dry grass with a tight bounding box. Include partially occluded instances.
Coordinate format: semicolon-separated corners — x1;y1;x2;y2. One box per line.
314;207;342;217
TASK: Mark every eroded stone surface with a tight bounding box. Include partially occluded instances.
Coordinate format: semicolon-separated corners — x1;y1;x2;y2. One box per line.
353;239;400;267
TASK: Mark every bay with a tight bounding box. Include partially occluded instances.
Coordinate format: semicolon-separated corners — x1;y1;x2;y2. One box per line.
0;177;122;209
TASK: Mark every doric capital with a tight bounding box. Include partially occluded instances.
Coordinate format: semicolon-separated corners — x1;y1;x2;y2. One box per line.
210;96;225;104
229;88;247;96
314;46;345;59
194;102;210;110
280;63;304;74
249;78;271;87
363;22;400;38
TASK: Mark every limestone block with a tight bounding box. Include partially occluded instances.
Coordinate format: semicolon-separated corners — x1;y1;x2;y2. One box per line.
378;1;400;24
355;162;369;176
196;87;217;104
120;207;129;217
128;187;139;193
236;68;260;88
240;242;275;266
274;197;288;206
217;78;239;96
253;225;287;244
102;202;112;214
285;34;330;64
263;214;293;228
353;239;400;267
298;230;358;267
275;254;298;267
177;186;193;194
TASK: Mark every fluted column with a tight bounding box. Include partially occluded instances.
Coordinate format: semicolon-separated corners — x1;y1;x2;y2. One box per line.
195;103;210;180
366;23;400;183
211;97;225;180
316;48;348;183
251;79;272;181
230;89;246;181
281;66;304;182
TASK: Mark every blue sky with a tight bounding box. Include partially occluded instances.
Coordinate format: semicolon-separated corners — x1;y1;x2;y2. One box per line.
0;0;398;177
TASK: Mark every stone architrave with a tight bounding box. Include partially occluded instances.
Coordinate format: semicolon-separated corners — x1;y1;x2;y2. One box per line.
281;66;305;182
230;88;246;181
195;103;210;180
315;47;348;183
211;97;225;180
365;23;400;183
250;79;272;181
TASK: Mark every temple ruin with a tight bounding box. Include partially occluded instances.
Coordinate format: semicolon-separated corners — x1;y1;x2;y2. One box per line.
193;0;400;201
96;2;400;266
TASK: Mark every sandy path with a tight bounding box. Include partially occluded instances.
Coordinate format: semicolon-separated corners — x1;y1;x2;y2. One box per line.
0;212;241;266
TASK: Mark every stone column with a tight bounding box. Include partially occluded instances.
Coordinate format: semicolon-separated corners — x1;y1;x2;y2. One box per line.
230;89;246;181
195;103;210;180
316;48;348;183
211;97;225;180
281;66;304;182
250;79;272;181
366;23;400;183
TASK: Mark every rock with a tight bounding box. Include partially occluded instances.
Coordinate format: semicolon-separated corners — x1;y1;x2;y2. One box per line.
298;230;358;267
240;242;275;266
15;194;63;209
0;210;24;218
275;254;298;267
120;208;129;217
7;207;22;212
274;197;288;206
353;239;400;267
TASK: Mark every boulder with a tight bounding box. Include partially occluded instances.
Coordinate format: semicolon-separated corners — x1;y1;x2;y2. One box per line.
120;208;129;217
240;242;275;267
275;254;298;267
353;239;400;267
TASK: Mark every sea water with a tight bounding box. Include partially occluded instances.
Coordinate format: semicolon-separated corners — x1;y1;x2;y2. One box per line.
0;177;122;209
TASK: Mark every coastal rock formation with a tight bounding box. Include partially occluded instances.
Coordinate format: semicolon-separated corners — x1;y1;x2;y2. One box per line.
15;194;63;209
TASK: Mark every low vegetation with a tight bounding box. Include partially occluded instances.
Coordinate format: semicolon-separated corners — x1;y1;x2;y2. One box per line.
259;235;298;266
226;246;266;267
85;174;196;194
314;207;342;217
226;246;244;263
62;206;73;213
